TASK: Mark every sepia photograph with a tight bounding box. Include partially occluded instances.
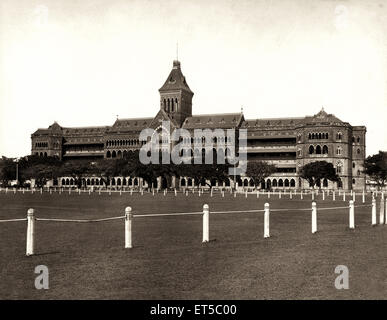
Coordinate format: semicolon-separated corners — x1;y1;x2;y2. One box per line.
0;0;387;311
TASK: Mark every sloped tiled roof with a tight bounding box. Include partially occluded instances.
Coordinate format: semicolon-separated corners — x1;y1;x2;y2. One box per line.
159;60;193;94
109;117;153;131
182;113;244;129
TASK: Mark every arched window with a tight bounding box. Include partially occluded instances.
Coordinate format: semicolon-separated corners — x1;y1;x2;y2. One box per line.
357;148;361;154
336;147;342;155
123;178;127;185
284;179;289;187
117;150;122;158
357;136;360;143
336;162;343;174
323;178;328;187
244;179;249;187
309;145;314;154
111;178;116;186
312;133;315;139
316;145;321;154
290;179;295;187
211;178;217;187
175;98;178;111
318;133;322;139
87;179;90;185
181;178;186;187
336;132;342;140
62;178;65;185
278;179;284;187
106;151;111;158
272;179;277;187
112;151;117;158
322;145;328;154
117;178;121;186
352;179;356;185
70;178;74;185
171;99;174;112
353;162;355;168
188;178;193;187
96;179;99;186
66;178;69;185
249;179;254;187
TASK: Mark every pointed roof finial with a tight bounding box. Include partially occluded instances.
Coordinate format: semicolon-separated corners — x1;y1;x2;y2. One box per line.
241;106;244;114
176;41;178;61
116;114;119;120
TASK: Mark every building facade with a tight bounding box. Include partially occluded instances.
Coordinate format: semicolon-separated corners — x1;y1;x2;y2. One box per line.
31;60;366;190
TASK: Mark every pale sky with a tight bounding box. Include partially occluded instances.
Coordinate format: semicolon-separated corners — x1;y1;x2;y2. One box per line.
0;0;386;157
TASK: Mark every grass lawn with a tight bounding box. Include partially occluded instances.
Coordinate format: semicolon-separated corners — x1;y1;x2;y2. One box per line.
0;190;386;299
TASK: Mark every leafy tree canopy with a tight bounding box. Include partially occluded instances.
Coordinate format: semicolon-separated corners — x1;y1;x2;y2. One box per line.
299;161;339;188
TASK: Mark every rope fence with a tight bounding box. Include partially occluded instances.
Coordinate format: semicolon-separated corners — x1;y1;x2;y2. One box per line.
0;197;385;256
0;187;384;204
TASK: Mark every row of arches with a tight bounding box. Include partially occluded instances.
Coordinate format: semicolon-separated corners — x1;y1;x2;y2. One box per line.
35;142;48;148
181;136;231;144
35;152;48;157
265;178;296;188
309;145;328;155
106;139;144;147
179;177;297;188
106;150;136;158
60;177;142;187
308;132;328;140
163;98;178;113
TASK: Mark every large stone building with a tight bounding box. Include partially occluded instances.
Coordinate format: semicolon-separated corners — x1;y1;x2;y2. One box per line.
31;60;366;190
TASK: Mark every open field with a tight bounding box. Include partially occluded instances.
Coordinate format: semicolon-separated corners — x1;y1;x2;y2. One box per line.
0;190;386;299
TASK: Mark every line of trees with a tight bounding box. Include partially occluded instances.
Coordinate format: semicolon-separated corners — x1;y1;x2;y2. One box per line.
2;151;385;189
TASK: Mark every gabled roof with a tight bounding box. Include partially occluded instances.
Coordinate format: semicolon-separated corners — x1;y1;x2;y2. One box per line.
242;117;305;128
159;60;193;94
182;113;244;129
108;117;153;132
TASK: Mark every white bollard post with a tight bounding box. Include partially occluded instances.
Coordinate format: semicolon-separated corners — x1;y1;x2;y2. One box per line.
322;191;325;201
312;191;314;201
5;187;8;194
164;189;166;196
362;190;365;203
202;204;209;243
349;200;355;229
380;196;385;224
279;191;281;199
343;192;346;202
333;191;335;201
353;191;356;202
153;189;155;196
301;190;303;200
268;191;270;199
186;190;188;196
257;190;259;198
222;190;224;198
90;189;92;196
26;208;35;256
245;190;248;198
174;189;177;196
40;188;42;194
125;207;132;249
234;190;236;198
385;198;387;225
198;190;201;197
141;189;144;196
312;201;317;234
372;198;377;226
210;189;213;197
79;188;81;195
264;203;270;238
130;189;133;196
290;191;292;199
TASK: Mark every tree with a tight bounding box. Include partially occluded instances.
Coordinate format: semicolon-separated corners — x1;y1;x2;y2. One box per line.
364;151;387;188
246;161;276;188
19;155;62;188
175;163;231;189
0;157;16;186
299;161;339;188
